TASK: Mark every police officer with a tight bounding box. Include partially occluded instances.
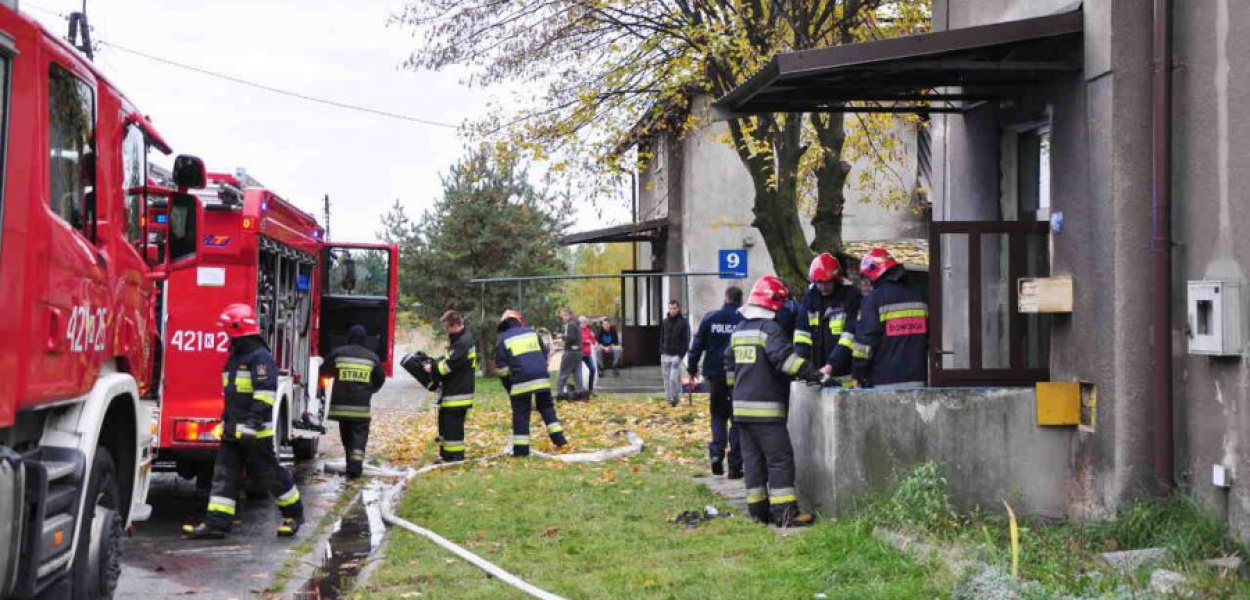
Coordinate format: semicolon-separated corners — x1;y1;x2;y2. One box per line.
185;303;304;539
853;248;929;389
724;277;819;527
321;324;386;478
495;310;568;456
686;286;744;478
794;253;862;385
429;310;476;462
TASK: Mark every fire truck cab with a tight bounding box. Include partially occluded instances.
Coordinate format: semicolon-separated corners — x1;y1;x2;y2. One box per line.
155;172;398;480
0;4;205;598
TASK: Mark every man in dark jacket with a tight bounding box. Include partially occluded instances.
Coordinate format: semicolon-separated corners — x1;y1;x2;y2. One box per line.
320;324;386;478
853;248;929;388
795;253;862;386
687;286;744;478
185;303;304;539
596;318;623;375
659;300;691;406
496;310;568;456
556;308;588;401
429;310;476;462
724;277;818;528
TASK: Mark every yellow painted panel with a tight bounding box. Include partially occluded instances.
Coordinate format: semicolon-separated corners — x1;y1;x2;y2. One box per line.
1036;381;1080;426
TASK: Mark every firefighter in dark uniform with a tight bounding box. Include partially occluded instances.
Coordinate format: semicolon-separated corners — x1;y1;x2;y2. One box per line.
723;277;819;527
320;324;386;479
853;248;929;389
428;310;476;462
686;285;744;479
495;309;568;456
185;303;305;539
794;253;862;386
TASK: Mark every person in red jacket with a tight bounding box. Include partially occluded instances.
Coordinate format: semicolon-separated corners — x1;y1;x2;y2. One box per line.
579;316;598;395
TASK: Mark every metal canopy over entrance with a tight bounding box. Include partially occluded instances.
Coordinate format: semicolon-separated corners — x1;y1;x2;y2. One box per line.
558;218;668;245
714;10;1083;116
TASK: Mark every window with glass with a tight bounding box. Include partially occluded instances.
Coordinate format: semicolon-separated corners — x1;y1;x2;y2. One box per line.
49;65;95;237
121;125;146;244
325;247;390;297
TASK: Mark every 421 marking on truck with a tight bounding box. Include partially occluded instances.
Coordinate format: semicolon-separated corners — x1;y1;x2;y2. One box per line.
170;330;230;353
66;306;109;353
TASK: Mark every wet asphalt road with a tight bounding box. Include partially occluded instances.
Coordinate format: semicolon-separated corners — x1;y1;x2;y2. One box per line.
114;368;431;600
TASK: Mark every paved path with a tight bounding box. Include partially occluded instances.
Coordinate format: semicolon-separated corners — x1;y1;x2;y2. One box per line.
114;365;429;600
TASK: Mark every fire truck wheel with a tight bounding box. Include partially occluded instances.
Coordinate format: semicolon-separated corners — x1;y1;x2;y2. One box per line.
292;437;319;461
71;449;123;600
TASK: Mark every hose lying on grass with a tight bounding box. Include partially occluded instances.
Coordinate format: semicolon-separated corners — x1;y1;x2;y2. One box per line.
324;432;645;600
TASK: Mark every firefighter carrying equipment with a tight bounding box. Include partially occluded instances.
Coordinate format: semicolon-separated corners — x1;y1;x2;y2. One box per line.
725;301;818;527
435;328;478;462
852;264;929;388
794;281;862;378
322;325;387;421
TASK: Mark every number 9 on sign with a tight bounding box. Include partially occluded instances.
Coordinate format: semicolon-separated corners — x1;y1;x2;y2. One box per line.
718;249;748;279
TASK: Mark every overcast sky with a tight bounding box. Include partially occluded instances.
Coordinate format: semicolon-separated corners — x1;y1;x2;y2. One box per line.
26;0;630;243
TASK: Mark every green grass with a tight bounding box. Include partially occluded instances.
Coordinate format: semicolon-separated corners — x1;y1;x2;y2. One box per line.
363;455;949;599
990;496;1250;598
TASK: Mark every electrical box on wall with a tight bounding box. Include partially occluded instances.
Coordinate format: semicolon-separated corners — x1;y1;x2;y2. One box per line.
1187;281;1243;356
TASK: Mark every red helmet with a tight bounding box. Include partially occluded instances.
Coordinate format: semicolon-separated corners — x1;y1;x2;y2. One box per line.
808;253;842;283
747;275;790;311
499;309;525;327
859;248;900;283
218;303;260;337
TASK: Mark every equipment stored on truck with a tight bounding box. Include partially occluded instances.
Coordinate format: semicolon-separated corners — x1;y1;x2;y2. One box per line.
152;170;399;486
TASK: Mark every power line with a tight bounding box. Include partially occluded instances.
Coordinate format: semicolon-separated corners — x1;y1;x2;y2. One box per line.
23;2;460;129
98;41;460;129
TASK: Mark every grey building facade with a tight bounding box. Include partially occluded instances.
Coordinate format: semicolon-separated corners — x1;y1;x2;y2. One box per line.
717;0;1250;540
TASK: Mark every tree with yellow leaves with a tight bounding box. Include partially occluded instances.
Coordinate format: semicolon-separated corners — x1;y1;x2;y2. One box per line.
394;1;929;289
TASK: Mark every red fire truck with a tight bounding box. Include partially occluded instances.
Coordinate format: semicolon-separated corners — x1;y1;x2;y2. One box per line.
154;171;398;481
0;4;207;598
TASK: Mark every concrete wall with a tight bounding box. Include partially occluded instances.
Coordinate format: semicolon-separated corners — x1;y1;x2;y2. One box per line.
930;0;1159;520
788;385;1074;518
1173;0;1250;542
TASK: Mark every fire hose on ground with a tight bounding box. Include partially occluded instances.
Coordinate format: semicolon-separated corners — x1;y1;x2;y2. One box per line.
324;431;645;600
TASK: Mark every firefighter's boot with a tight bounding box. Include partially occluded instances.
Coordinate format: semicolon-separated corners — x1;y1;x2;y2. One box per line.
711;460;724;476
727;464;744;480
277;516;304;537
182;523;227;540
772;503;814;528
747;501;772;525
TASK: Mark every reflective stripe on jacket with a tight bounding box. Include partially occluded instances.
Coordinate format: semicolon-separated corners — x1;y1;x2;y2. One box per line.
852;277;929;388
723;311;813;422
321;344;385;420
495;325;550;397
222;335;278;438
438;329;477;409
794;283;862;376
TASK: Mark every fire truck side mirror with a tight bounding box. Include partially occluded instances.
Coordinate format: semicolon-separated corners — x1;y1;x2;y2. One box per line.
172;154;207;189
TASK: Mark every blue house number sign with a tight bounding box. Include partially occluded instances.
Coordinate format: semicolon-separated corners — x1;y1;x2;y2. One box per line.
719;249;748;279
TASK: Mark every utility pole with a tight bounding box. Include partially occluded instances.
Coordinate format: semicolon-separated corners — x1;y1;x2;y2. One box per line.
67;0;94;60
323;194;331;241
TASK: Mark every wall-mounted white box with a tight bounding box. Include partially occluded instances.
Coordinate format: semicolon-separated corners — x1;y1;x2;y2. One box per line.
1187;281;1242;356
